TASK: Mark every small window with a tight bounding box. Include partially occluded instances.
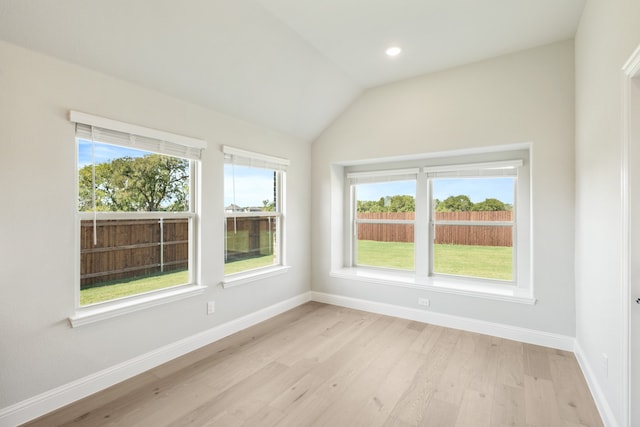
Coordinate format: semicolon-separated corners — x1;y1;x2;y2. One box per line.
73;112;205;307
223;146;288;276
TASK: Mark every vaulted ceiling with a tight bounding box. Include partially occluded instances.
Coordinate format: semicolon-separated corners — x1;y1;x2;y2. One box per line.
0;0;585;141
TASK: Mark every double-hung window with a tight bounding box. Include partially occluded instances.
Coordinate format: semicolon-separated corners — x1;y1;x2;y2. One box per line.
223;146;288;279
426;160;522;282
348;169;418;271
71;111;206;314
342;148;531;301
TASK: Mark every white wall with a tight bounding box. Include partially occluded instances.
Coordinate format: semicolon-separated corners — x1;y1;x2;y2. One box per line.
0;40;310;409
575;1;640;425
311;41;576;335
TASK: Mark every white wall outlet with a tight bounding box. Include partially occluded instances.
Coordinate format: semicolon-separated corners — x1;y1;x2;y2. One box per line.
418;297;430;307
602;353;608;377
207;301;215;315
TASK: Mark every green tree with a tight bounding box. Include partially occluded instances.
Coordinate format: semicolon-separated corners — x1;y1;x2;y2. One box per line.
262;199;275;211
388;194;415;212
358;195;415;213
435;194;473;212
79;154;189;212
357;198;385;213
471;198;507;211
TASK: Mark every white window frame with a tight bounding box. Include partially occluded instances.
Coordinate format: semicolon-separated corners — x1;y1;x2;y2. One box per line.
69;111;207;327
348;169;419;271
425;160;521;283
333;145;534;304
221;146;290;288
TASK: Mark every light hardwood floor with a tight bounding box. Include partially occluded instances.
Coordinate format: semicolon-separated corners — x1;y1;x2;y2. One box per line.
23;302;603;427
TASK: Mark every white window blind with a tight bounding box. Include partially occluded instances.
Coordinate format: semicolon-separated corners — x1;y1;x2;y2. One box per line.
223;145;289;171
70;111;207;160
424;160;522;178
346;168;419;185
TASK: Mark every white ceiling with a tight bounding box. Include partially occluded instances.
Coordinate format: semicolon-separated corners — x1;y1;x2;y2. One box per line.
0;0;585;141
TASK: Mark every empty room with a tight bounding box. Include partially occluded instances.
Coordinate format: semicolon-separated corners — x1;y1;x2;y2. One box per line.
1;1;639;426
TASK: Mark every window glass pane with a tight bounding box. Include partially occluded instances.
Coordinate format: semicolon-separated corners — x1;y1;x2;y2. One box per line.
79;218;189;305
224;164;280;274
77;140;192;306
224;164;277;212
78;140;190;212
224;216;278;274
431;177;514;281
355;180;415;271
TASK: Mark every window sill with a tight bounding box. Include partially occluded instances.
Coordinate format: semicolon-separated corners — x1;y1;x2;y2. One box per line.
330;268;536;305
69;284;207;328
222;265;291;289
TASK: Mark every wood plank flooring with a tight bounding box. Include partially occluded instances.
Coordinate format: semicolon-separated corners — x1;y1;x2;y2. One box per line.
22;302;603;427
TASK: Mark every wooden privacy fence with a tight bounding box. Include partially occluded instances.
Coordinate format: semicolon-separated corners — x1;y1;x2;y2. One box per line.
225;216;276;262
80;218;188;288
357;211;513;247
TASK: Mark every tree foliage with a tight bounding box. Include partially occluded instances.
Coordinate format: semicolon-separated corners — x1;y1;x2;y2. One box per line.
358;194;512;213
435;195;511;212
435;195;473;212
79;154;190;212
262;199;275;212
471;198;507;211
357;195;415;213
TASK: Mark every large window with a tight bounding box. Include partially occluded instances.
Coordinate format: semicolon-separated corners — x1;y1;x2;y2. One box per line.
223;146;287;276
343;150;531;297
72;112;205;307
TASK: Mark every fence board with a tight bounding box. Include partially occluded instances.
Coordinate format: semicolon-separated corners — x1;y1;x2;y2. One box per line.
356;211;513;247
225;216;276;261
80;218;189;288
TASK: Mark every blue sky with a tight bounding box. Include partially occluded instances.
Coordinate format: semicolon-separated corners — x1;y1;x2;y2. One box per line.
80;141;275;208
224;164;275;207
356;178;514;204
80;141;513;206
433;177;514;204
78;140;147;168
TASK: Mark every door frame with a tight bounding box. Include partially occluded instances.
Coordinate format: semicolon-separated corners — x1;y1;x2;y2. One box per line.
622;43;640;427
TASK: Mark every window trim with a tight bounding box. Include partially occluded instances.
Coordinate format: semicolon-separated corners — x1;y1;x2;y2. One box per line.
337;145;533;302
69;112;207;326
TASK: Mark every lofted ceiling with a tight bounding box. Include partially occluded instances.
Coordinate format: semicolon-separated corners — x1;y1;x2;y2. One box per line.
0;0;585;141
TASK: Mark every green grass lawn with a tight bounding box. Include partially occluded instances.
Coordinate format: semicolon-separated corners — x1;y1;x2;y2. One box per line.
82;255;276;305
434;243;512;280
357;240;416;271
357;240;512;280
224;254;275;275
82;242;511;306
80;269;189;306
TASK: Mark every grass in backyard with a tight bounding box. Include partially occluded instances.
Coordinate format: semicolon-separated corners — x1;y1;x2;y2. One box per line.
357;240;415;271
80;269;189;306
224;254;275;275
357;240;512;280
434;243;512;280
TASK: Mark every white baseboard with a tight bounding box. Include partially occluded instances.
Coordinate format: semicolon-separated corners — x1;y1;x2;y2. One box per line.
573;341;619;427
0;292;312;427
3;291;616;427
310;291;575;351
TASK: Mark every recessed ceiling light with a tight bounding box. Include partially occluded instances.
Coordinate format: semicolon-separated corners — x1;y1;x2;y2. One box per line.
385;46;402;57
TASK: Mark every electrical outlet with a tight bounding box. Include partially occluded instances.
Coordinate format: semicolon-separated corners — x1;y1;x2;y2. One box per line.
207;301;215;315
418;297;430;307
602;353;608;377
